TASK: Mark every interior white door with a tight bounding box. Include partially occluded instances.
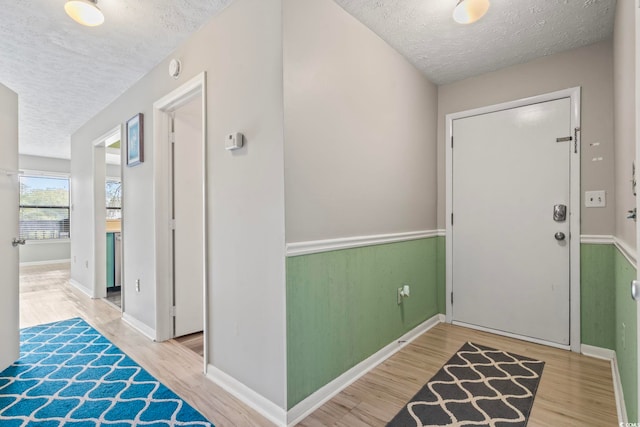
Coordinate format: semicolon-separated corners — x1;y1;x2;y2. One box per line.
452;98;571;345
172;95;204;338
0;83;20;371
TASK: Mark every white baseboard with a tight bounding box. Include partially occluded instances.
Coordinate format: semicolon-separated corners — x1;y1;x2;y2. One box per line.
68;279;93;298
206;365;286;426
122;313;156;341
580;344;627;424
611;356;628;424
286;313;445;426
20;258;71;267
580;344;616;360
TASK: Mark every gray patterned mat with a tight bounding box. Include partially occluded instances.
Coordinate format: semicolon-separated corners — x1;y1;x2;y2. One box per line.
387;341;544;427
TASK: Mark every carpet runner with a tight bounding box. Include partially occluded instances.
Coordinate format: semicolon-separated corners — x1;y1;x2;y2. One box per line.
0;317;213;426
387;341;544;427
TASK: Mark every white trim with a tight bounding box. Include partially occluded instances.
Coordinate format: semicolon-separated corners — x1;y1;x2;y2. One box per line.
436;229;446;237
286;314;445;426
69;279;94;298
286;230;441;257
206;365;287;427
612;355;628;424
580;344;616;360
580;345;627;424
20;258;70;267
580;234;614;244
122;313;156;341
614;236;637;267
152;72;209;377
445;87;581;353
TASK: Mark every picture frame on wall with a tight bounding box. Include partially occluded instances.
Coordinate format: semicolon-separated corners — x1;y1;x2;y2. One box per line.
126;113;144;166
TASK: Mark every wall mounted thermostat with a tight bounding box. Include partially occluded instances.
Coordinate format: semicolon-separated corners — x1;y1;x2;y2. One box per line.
225;133;244;151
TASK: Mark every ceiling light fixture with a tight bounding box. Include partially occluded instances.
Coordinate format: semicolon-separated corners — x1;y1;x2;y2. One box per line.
453;0;490;24
64;0;105;27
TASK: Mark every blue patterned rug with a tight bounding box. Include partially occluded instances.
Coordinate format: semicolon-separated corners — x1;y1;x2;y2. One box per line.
0;318;213;426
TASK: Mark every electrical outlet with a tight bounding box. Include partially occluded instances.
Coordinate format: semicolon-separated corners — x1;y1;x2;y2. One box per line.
585;190;606;208
135;279;141;293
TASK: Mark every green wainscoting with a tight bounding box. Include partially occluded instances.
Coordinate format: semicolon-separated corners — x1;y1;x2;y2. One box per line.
286;237;439;409
581;242;637;422
580;244;615;349
614;247;638;422
436;236;446;314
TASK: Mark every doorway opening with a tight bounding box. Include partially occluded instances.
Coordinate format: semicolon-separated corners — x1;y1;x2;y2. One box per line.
153;73;208;370
93;126;123;311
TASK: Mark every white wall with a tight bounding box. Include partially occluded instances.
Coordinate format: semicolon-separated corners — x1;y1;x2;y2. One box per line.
70;0;286;409
613;0;637;249
437;41;615;236
283;0;438;243
18;155;71;264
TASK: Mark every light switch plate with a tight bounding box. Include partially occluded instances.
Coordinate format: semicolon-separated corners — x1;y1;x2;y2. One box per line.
585;190;606;208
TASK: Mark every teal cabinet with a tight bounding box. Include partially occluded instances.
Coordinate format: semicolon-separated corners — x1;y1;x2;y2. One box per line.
106;232;115;288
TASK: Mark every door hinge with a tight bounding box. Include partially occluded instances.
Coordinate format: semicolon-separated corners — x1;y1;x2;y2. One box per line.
170;219;176;230
451;136;454;148
170;306;176;317
170;131;175;144
574;127;580;154
451;213;454;226
450;292;453;305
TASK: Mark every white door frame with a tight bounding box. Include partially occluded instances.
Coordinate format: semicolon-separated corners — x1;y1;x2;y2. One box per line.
92;125;123;300
445;87;582;352
152;72;208;372
635;0;640;416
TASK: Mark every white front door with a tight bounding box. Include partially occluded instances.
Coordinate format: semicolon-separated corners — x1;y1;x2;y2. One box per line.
451;97;572;346
172;95;204;338
0;83;20;371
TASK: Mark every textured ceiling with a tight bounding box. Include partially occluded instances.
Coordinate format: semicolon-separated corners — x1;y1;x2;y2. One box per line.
334;0;616;85
1;0;617;159
0;0;233;159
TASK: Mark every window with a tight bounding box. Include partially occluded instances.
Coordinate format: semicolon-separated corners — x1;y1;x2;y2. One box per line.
106;179;122;219
19;175;70;240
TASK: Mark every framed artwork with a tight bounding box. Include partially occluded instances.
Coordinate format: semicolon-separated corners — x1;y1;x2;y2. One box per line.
126;113;144;166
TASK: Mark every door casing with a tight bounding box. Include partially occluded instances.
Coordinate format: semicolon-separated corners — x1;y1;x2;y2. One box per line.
153;72;208;373
445;87;582;352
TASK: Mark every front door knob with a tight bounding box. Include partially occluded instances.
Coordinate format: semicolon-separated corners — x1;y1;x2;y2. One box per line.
554;232;565;241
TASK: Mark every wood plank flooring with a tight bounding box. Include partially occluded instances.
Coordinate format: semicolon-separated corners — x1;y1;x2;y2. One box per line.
19;264;618;427
19;263;273;427
175;332;205;357
299;323;618;426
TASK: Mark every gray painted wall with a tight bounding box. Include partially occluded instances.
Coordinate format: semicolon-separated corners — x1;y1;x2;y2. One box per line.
613;0;637;249
18;155;71;264
283;0;438;243
70;0;286;409
437;41;615;236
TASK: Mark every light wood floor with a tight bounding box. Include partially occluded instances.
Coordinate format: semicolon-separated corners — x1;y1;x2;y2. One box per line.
175;332;205;357
19;263;273;427
19;264;617;427
299;324;618;426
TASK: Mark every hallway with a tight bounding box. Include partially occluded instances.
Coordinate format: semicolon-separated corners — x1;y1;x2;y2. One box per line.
18;264;619;426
